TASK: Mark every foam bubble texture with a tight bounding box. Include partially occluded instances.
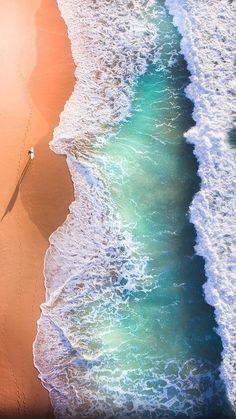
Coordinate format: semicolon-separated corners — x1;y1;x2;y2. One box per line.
165;0;236;411
51;0;158;154
34;0;158;416
34;157;152;418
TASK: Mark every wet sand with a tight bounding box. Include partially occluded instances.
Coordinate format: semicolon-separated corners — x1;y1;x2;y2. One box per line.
0;0;75;417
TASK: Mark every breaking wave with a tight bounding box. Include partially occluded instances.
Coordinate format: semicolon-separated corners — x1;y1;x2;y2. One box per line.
165;0;236;412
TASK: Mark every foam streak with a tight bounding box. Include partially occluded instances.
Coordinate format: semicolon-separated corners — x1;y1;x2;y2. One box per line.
165;0;236;411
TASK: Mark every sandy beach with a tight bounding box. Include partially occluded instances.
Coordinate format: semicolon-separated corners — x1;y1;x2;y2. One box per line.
0;0;75;417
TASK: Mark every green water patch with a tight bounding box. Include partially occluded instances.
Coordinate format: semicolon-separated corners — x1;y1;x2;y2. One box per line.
229;127;236;148
89;4;233;417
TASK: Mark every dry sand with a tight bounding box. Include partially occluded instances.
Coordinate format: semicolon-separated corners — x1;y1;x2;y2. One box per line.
0;0;75;417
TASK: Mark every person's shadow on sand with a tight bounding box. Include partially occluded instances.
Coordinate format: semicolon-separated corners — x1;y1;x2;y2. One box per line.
17;0;75;239
1;158;31;222
20;138;73;239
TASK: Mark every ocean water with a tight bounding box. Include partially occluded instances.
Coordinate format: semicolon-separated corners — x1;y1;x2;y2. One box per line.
166;0;236;412
34;1;236;418
229;129;236;149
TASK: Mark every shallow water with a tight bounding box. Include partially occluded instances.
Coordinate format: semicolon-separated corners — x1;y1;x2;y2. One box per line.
34;1;235;417
90;8;231;417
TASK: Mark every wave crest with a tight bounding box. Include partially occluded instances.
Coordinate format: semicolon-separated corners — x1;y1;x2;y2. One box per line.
165;0;236;411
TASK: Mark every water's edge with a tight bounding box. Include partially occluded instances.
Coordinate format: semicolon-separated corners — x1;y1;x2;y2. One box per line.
32;0;236;416
33;0;158;414
32;0;76;403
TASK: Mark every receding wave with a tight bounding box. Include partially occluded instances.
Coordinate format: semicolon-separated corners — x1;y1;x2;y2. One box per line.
33;0;236;417
51;0;158;155
34;0;159;417
166;0;236;412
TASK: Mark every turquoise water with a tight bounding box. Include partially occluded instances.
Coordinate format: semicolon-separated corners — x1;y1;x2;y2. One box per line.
88;5;233;418
229;128;236;148
35;3;235;417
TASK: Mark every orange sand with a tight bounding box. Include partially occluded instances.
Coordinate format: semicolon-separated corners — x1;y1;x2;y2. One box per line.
0;0;75;417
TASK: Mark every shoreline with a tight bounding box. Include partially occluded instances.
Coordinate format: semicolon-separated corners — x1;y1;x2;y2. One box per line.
0;0;75;416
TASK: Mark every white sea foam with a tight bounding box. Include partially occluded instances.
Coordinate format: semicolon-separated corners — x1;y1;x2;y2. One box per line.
33;0;159;417
34;0;236;416
51;0;158;154
165;0;236;411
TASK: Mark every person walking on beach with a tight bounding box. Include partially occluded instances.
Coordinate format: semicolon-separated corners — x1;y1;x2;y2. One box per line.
28;147;35;160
